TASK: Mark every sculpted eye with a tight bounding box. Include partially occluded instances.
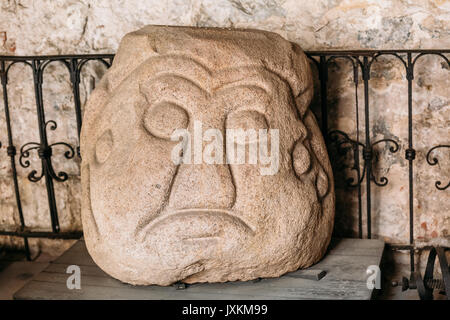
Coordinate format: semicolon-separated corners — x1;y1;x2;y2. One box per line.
95;130;113;164
143;102;189;140
226;110;269;144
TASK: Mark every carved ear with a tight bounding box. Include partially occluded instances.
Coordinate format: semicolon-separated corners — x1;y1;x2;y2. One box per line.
292;140;312;178
303;109;333;200
80;163;101;240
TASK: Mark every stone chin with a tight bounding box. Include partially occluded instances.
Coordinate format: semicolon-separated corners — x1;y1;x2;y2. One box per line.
80;25;335;286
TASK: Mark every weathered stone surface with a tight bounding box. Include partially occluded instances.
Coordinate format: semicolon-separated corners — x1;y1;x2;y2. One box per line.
80;26;334;285
0;0;448;272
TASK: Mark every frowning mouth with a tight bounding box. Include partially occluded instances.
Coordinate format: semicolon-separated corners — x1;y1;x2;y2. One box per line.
135;208;255;243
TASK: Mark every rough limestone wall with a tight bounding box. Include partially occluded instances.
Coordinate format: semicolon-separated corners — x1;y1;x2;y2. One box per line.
0;0;449;268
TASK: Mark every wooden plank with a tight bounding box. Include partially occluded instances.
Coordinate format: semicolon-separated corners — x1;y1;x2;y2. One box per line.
0;261;49;299
328;238;385;249
14;238;384;300
326;238;385;257
45;263;109;278
44;254;376;283
313;255;382;282
45;264;328;282
285;269;326;280
52;241;96;266
17;277;370;300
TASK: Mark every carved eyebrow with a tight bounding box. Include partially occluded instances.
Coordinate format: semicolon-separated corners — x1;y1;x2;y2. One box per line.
142;73;210;95
214;82;271;97
215;84;271;114
109;54;212;93
138;73;210;117
138;73;210;114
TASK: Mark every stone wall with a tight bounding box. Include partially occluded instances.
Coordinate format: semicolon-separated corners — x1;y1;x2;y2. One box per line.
0;0;449;269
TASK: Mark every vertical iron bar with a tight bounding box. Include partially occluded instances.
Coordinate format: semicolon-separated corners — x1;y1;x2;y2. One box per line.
1;61;31;260
69;59;82;157
31;59;60;233
352;61;363;239
319;55;328;143
362;56;372;239
406;53;415;274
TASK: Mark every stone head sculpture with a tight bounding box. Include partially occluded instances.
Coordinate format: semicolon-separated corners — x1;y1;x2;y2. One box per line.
81;25;334;286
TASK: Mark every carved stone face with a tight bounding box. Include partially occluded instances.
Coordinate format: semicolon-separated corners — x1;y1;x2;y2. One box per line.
81;26;334;285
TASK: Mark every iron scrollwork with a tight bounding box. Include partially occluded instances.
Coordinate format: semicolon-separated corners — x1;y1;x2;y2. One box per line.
0;54;113;250
19;120;75;182
426;145;450;190
329;130;399;188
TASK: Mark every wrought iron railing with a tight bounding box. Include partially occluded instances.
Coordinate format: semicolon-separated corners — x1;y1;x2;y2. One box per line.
0;50;448;298
0;54;114;259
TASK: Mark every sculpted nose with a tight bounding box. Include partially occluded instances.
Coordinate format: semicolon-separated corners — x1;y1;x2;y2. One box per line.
168;163;236;210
